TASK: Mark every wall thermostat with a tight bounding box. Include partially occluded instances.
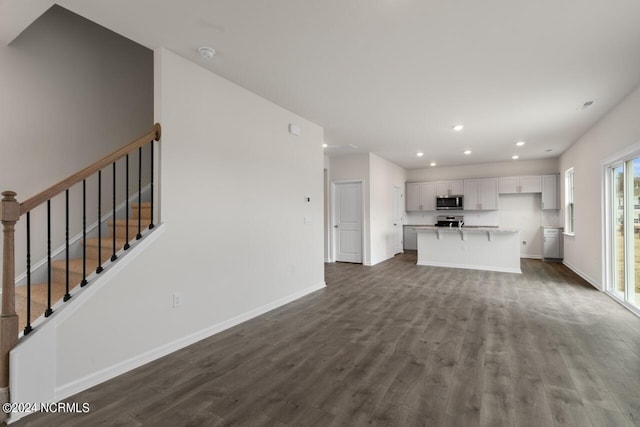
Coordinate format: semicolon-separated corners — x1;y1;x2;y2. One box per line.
288;124;301;136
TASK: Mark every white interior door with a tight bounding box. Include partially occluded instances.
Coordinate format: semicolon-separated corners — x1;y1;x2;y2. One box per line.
393;186;403;255
334;182;362;263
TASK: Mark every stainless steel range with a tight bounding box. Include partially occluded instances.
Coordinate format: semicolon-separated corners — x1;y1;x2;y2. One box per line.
435;215;464;227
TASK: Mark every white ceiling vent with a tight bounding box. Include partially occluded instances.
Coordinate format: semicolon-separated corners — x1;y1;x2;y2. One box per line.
325;144;358;152
579;100;595;110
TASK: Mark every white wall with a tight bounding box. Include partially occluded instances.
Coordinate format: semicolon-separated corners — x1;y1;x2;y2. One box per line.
559;82;640;289
0;6;153;275
369;153;407;265
11;48;325;413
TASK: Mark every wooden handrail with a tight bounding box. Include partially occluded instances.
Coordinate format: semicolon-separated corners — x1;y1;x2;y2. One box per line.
19;123;161;215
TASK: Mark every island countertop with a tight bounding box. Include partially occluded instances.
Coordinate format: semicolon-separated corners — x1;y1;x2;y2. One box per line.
413;226;521;273
411;225;519;235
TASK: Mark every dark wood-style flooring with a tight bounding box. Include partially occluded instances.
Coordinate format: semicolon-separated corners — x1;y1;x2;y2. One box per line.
13;253;640;426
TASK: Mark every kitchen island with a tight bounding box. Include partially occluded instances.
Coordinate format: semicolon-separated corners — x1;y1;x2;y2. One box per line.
413;226;521;274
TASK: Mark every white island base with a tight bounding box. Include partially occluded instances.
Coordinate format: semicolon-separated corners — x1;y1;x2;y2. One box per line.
414;227;521;274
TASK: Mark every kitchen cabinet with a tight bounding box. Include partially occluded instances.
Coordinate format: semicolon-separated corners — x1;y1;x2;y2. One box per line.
543;227;563;259
464;178;498;210
498;175;542;194
406;182;437;211
436;180;464;196
541;174;559;210
403;226;418;250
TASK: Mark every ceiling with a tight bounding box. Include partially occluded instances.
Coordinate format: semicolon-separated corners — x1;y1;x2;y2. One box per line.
8;0;640;168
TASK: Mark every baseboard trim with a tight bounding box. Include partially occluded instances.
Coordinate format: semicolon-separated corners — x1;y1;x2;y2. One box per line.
416;261;521;274
520;254;542;259
54;280;326;401
562;260;602;290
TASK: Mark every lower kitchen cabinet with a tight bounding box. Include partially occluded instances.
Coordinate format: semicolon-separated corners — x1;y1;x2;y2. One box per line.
403;226;418;250
543;227;563;259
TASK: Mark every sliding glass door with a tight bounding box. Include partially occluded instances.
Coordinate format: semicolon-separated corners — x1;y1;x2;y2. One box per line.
607;160;639;310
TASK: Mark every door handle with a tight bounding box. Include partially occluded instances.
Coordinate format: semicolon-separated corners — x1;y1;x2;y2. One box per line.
394;223;397;226
334;225;339;228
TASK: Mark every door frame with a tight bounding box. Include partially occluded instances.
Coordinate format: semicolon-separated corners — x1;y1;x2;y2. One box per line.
331;179;365;264
392;185;404;255
602;141;640;317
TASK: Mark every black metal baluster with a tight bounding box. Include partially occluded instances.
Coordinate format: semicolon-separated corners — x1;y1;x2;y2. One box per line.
24;212;32;335
124;154;130;250
136;146;142;240
63;190;71;302
45;200;53;317
149;141;155;230
111;162;117;262
96;170;103;274
81;179;88;286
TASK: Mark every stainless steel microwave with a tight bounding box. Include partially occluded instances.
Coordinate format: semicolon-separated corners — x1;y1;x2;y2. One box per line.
436;195;463;210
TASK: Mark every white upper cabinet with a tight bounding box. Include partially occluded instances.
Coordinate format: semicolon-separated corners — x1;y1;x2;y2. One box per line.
463;178;498;210
407;174;556;212
541;174;559;210
406;182;421;211
435;180;464;196
406;182;437;211
420;182;437;211
519;176;543;193
498;176;519;194
498;175;542;194
449;180;464;195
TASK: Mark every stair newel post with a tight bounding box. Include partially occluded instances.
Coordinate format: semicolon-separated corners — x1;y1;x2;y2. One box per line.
111;162;117;262
136;146;142;240
149;140;155;230
124;154;130;250
0;191;20;410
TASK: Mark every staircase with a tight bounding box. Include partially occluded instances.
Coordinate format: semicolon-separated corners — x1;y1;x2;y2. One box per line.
14;201;152;332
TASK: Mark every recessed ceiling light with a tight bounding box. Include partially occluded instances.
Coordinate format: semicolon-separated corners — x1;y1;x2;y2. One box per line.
464;150;471;155
453;125;464;132
417;152;424;157
198;46;216;60
512;155;519;160
322;143;328;148
516;141;526;146
430;162;437;167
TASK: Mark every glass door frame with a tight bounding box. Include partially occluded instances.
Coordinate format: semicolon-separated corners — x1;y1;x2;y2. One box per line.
603;149;640;316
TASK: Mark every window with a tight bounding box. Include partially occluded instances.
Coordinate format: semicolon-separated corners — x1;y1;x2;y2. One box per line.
565;167;575;234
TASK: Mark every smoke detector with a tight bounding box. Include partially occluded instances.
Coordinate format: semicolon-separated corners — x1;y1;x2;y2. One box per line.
198;46;216;60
